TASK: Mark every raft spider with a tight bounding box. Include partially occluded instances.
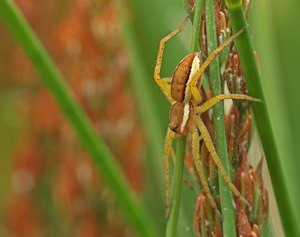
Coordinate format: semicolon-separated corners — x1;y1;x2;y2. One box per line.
154;16;260;217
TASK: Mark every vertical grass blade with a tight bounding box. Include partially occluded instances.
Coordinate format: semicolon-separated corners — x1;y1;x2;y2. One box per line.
0;1;159;236
225;0;300;236
205;0;237;236
191;0;204;52
165;136;187;237
165;0;203;236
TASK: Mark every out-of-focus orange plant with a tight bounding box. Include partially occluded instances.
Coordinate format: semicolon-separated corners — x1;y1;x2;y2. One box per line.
2;1;144;236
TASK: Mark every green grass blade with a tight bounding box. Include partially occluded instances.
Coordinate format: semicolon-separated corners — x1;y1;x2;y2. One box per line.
165;0;203;235
165;136;187;237
191;0;204;52
0;1;159;237
205;0;237;236
225;0;300;236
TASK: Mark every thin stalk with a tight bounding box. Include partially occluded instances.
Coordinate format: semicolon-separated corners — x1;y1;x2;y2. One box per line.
0;1;159;237
191;0;203;52
165;136;187;237
205;0;237;236
225;0;300;236
165;0;203;236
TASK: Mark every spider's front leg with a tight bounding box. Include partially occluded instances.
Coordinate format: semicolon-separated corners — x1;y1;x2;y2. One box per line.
189;29;245;103
191;126;221;217
154;16;189;103
194;116;250;206
163;128;175;218
169;146;194;190
195;93;261;114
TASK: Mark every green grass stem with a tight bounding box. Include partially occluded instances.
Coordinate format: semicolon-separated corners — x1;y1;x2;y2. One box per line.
165;136;187;237
191;0;203;52
165;0;203;236
225;0;300;236
205;0;237;236
0;1;159;237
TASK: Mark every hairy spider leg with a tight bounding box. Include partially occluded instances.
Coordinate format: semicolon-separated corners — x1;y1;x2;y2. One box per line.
163;77;173;83
190;28;245;102
154;16;189;103
170;147;194;190
194;116;250;206
163;128;175;218
191;125;221;218
195;93;261;114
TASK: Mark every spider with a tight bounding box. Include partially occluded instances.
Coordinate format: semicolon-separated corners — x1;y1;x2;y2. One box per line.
154;17;260;217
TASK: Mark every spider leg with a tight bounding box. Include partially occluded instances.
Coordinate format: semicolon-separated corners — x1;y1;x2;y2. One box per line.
163;128;175;218
170;147;194;190
163;77;173;83
189;29;244;102
194;116;250;206
191;126;221;217
154;16;189;103
195;93;261;113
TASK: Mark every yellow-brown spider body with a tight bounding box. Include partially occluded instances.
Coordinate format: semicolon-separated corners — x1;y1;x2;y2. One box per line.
169;102;194;135
171;53;199;103
154;17;260;218
169;53;200;135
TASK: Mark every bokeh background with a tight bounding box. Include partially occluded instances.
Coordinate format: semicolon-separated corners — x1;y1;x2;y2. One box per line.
0;0;299;236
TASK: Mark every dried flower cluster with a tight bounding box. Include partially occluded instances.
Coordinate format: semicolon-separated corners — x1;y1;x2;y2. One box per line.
183;1;269;236
1;0;144;236
193;53;268;237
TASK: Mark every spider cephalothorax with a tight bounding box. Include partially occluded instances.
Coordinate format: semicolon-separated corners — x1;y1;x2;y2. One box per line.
169;101;194;135
154;16;260;217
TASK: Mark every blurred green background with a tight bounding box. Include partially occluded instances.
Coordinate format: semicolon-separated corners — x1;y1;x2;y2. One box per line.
0;0;299;236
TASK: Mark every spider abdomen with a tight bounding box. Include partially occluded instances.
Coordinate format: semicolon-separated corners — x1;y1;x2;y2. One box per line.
171;53;200;102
